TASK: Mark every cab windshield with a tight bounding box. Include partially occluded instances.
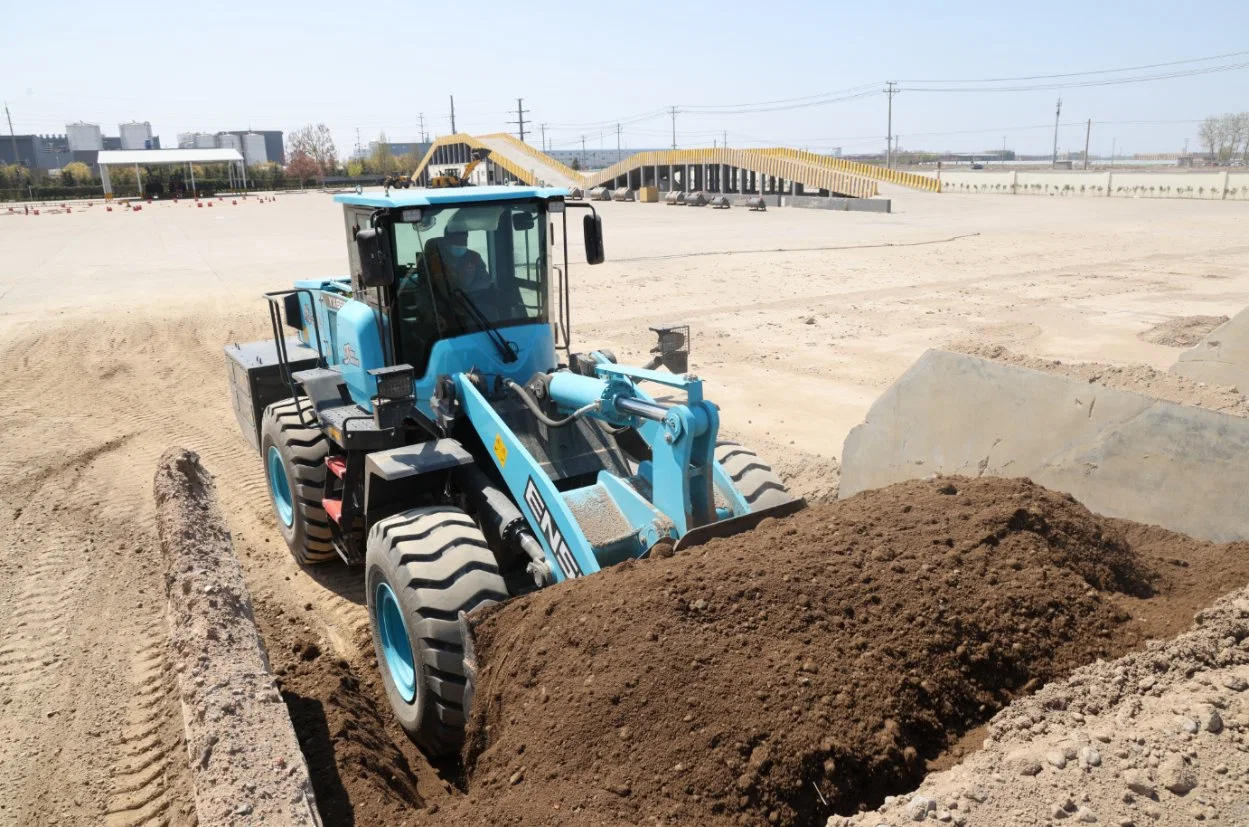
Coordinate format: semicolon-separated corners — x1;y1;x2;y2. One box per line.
392;201;547;368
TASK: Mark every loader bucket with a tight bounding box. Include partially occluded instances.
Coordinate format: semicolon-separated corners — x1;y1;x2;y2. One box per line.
673;497;807;552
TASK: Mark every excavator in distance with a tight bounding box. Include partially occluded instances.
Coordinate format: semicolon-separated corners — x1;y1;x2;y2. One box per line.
427;148;490;188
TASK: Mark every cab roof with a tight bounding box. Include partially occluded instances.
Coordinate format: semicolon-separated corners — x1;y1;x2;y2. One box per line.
333;185;567;209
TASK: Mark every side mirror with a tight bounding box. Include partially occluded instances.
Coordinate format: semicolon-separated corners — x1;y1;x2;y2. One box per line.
583;213;605;265
512;211;535;231
355;226;394;288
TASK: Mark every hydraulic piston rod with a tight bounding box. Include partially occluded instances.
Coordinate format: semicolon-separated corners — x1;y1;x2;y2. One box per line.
615;396;669;422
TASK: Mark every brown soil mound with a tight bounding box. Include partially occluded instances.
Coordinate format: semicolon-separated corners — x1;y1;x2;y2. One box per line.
446;477;1249;827
1138;314;1228;348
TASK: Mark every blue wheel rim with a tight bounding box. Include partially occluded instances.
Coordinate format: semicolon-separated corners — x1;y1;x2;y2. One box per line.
266;445;294;527
376;582;417;703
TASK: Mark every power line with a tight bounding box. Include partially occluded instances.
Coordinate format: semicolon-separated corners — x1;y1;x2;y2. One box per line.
898;49;1249;84
903;61;1249;93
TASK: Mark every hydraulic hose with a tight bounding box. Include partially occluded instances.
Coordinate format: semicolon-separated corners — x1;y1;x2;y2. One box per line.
504;379;596;428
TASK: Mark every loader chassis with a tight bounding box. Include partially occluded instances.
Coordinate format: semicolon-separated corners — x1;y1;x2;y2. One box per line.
227;185;800;754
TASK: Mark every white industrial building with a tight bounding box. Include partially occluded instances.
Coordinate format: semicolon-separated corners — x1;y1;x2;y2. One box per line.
67;122;103;151
241;133;267;166
119;121;154;150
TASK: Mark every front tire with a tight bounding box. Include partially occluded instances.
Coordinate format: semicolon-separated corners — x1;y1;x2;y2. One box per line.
366;506;508;755
714;441;795;513
260;398;335;565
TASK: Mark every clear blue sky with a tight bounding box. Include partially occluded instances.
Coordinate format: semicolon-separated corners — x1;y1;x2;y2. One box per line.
3;0;1246;158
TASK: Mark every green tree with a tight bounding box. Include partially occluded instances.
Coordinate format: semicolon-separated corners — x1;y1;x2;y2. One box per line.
287;123;337;182
570;157;581;171
60;161;93;186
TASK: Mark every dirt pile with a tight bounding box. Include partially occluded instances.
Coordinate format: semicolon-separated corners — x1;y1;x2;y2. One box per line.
153;448;320;825
1139;314;1228;348
439;477;1249;826
840;588;1249;826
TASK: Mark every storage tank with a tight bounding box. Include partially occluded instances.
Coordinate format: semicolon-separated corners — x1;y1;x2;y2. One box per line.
177;132;196;149
216;132;243;152
193;132;218;149
119;121;153;150
66;122;103;151
242;133;268;167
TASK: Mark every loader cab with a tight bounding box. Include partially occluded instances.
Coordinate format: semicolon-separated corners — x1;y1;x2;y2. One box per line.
334;187;600;412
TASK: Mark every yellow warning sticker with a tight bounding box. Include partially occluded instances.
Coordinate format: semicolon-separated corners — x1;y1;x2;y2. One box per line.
493;434;508;467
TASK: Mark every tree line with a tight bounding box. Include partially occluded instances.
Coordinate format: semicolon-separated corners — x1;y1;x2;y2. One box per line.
1199;113;1249;164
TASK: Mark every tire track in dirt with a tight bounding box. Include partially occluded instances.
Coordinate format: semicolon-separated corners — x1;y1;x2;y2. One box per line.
0;359;193;825
103;618;195;827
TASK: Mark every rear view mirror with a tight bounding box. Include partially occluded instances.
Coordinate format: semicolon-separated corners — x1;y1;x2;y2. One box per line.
583;214;604;265
355;226;394;288
512;212;535;231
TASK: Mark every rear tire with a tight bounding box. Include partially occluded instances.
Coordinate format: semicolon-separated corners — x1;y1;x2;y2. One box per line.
715;441;794;513
260;398;335;565
366;506;509;755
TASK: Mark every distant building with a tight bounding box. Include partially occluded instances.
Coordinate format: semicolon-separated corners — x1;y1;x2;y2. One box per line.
241;133;267;167
66;122;103;151
368;141;432;161
119;121;154;150
225;130;284;165
546;147;664;170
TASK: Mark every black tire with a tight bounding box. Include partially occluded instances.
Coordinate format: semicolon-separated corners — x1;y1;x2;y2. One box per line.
259;398;335;565
715;441;794;513
366;506;508;755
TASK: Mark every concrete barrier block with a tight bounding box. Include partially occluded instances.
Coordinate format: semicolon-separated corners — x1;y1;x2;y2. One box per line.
841;350;1249;542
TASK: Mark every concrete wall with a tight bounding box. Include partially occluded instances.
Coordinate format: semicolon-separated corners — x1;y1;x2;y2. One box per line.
840;350;1249;542
938;170;1249;200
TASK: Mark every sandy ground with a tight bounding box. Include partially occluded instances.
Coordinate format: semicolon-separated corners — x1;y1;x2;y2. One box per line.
1;190;1247;825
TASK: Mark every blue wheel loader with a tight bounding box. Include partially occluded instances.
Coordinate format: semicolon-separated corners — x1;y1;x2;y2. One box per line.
226;186;803;754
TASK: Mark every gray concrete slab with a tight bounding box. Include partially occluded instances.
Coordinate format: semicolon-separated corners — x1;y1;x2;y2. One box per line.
1172;305;1249;390
840;349;1249;542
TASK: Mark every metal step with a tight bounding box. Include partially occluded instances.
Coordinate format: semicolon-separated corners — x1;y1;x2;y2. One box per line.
323;498;343;523
326;455;347;479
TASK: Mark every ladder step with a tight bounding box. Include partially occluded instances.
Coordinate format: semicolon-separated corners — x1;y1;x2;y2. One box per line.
326;455;347;479
323;498;343;523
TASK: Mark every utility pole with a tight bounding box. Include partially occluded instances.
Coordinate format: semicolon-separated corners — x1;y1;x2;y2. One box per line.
355;127;361;160
1002;135;1007;164
884;81;899;168
5;102;19;167
1083;118;1091;170
1052;97;1062;167
540;123;547;152
509;98;530;142
449;95;456;134
418;113;427;143
1110;137;1116;167
616;123;622;161
723;130;728;149
580;135;586;168
670;106;678;150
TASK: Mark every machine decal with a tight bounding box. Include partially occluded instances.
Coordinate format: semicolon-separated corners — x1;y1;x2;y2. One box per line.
322;293;347;311
342;342;360;367
493;434;509;467
524;478;582;578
